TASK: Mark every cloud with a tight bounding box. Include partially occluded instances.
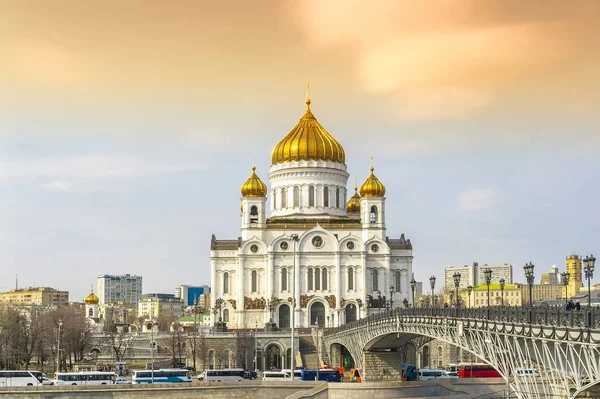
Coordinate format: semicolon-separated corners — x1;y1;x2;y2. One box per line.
1;154;204;192
458;188;496;211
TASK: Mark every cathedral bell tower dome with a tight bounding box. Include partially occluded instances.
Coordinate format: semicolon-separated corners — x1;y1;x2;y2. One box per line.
359;167;386;198
241;166;267;197
346;187;361;215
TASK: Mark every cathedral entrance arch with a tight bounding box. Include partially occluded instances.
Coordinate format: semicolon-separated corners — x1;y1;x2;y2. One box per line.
278;304;290;328
310;302;325;327
345;304;357;324
265;343;283;370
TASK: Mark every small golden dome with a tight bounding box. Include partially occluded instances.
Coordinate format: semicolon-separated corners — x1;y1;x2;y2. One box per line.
271;99;345;165
85;289;99;305
241;166;267;197
360;167;386;197
347;187;361;214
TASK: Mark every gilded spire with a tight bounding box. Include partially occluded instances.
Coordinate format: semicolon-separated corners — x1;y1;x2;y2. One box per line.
241;166;267;197
306;80;311;108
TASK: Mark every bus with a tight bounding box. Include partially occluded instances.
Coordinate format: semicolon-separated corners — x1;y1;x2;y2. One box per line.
458;364;502;378
132;369;192;384
201;369;245;382
300;369;342;382
54;372;117;385
0;371;45;387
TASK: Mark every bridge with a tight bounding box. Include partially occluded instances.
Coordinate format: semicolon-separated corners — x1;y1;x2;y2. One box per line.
323;307;600;399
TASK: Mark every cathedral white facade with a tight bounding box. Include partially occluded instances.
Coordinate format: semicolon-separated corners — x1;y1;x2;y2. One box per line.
210;97;413;329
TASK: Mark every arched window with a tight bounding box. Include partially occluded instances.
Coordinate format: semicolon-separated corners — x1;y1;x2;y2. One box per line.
309;186;315;206
308;269;313;291
88;308;93;317
395;271;401;292
322;268;328;290
372;269;379;292
273;190;277;210
281;268;288;291
324;187;329;207
370;206;378;223
293;186;300;207
315;268;321;290
348;267;354;290
336;188;340;208
223;272;229;294
281;187;287;208
223;308;229;322
250;205;258;223
251;270;257;293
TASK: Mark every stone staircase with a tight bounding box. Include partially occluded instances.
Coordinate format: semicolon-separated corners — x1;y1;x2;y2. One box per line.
299;333;330;370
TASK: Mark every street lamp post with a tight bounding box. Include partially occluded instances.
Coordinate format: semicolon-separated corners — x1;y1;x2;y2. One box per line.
410;277;416;307
453;272;461;307
562;272;570;306
429;276;436;308
584;254;596;308
148;318;158;383
56;319;63;372
499;278;505;307
523;262;535;307
467;285;473;308
376;291;382;314
289;233;299;381
313;318;320;381
484;268;492;308
389;285;394;311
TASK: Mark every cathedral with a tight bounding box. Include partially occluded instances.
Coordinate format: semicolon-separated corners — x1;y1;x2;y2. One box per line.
210;96;413;330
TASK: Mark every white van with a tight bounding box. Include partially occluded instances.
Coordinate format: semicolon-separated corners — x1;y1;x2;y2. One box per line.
262;371;291;381
281;369;302;381
515;368;540;378
418;369;449;381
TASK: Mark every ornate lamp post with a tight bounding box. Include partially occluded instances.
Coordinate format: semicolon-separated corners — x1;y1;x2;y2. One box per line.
561;271;570;306
388;285;394;311
467;285;473;308
429;276;436;308
523;262;535;307
584;254;596;308
410;277;416;307
453;272;461;307
499;278;505;307
484;268;492;308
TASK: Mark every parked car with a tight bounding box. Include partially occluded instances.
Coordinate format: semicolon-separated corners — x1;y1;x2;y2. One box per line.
115;378;132;384
244;371;258;380
41;377;54;386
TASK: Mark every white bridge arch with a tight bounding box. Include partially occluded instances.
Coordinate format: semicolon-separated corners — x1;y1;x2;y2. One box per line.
323;307;600;399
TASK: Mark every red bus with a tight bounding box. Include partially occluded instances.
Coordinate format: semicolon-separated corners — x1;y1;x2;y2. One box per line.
458;364;502;378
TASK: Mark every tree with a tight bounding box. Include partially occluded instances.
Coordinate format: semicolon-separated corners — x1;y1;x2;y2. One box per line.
161;322;186;367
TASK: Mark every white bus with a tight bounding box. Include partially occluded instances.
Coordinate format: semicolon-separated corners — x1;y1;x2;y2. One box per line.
417;369;450;381
0;371;45;387
54;372;116;385
281;369;302;381
132;369;192;384
201;369;245;382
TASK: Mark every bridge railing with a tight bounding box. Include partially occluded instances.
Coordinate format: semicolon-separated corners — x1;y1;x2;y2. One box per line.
326;306;599;336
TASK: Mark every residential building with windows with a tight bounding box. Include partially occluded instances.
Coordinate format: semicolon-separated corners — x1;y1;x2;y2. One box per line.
541;265;561;285
564;254;583;299
0;287;69;307
445;262;513;291
97;274;143;305
138;293;184;320
520;283;564;305
175;284;211;307
461;283;521;308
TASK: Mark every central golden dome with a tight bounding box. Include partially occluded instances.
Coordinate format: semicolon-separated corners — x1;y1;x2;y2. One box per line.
271;99;345;165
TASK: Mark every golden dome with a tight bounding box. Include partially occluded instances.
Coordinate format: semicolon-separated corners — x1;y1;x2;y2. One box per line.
85;289;99;305
360;167;386;197
347;187;361;214
271;99;345;165
241;166;267;197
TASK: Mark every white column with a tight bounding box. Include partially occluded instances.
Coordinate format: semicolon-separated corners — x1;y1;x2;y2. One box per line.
335;252;341;325
210;258;217;325
237;257;244;328
361;252;367;318
267;254;274;324
294;250;301;327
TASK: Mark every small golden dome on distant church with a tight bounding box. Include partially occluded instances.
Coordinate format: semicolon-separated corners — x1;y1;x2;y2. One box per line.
346;187;361;214
85;289;99;305
360;167;386;197
241;166;267;197
271;97;345;165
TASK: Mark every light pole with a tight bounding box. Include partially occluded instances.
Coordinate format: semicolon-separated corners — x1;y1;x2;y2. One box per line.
56;319;63;372
149;318;158;383
429;276;436;308
388;285;394;311
453;272;461;307
313;318;320;381
523;262;535;307
289;233;299;381
584;254;596;308
254;321;258;372
499;278;505;307
484;268;492;308
376;291;382;314
467;285;473;308
562;272;570;306
410;277;416;307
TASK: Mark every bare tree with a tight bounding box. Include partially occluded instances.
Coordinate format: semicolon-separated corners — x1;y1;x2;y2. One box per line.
161;322;186;368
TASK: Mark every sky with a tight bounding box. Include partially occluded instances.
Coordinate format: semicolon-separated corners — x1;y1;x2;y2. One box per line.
1;0;599;301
